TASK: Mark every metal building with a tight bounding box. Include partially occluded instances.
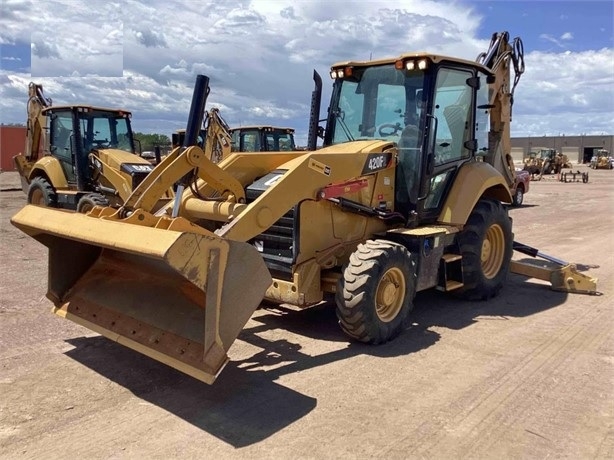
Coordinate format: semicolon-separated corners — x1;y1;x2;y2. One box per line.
510;134;614;164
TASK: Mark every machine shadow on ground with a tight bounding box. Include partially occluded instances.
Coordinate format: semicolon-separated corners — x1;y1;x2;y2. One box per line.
62;272;569;448
65;336;317;448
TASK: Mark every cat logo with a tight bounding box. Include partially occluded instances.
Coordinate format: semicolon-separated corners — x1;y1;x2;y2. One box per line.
361;152;392;175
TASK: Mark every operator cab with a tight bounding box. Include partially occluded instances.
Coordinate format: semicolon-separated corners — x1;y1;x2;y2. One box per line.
46;105;136;185
318;54;493;224
230;126;296;152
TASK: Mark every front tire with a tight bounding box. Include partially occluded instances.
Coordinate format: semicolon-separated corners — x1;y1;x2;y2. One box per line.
27;177;57;207
335;240;417;344
455;199;512;300
77;193;109;213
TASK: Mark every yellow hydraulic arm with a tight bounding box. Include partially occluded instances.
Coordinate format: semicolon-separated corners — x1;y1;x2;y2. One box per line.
477;31;525;189
511;242;599;295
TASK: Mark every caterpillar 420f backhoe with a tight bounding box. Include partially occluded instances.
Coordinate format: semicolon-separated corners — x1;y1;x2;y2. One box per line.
14;83;159;212
11;32;598;384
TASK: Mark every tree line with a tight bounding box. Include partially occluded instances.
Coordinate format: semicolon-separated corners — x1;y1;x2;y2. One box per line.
132;132;171;152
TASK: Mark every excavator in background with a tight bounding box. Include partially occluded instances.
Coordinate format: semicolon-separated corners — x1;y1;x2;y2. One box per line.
230;125;297;152
12;32;598;385
13;83;161;213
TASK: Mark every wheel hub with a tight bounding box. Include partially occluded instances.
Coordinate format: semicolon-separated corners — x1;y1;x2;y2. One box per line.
30;189;44;206
375;268;406;322
481;223;505;279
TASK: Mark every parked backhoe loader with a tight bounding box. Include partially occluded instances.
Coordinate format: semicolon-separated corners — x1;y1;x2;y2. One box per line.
13;83;160;212
11;32;598;385
230;126;297;152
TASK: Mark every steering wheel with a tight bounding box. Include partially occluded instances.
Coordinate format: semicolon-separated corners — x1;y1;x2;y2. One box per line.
378;123;402;136
92;139;110;149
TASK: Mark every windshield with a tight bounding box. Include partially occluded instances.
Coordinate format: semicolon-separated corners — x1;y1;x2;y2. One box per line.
329;65;425;145
264;130;295;151
79;110;135;153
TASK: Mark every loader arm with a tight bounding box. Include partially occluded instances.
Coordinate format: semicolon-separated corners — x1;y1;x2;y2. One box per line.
123;145;246;213
218;142;395;242
90;153;135;202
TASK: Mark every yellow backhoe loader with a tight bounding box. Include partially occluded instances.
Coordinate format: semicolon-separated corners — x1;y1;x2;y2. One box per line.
13;83;162;212
12;32;598;384
230;125;297;152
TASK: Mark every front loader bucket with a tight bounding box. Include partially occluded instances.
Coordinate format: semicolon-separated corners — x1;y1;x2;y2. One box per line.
11;205;272;384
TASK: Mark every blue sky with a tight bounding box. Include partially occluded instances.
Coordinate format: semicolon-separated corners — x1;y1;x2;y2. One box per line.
0;0;612;142
475;1;612;51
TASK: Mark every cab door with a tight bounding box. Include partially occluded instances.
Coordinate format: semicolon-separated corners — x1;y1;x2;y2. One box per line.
415;66;477;223
49;110;77;184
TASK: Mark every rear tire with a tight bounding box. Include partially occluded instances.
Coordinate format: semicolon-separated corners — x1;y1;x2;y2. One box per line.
77;193;109;213
335;240;417;344
454;199;512;300
27;177;57;207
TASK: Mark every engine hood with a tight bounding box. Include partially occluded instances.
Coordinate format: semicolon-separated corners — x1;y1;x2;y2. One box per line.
94;148;151;170
314;139;395;155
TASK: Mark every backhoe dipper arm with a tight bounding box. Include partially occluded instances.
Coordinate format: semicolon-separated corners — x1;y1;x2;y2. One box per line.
24;82;52;161
477;31;525;188
204;108;232;163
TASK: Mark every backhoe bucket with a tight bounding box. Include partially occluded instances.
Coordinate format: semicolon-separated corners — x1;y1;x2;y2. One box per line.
11;205;272;384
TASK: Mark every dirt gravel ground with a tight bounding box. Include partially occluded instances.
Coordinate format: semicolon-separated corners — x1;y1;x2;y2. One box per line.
1;166;612;459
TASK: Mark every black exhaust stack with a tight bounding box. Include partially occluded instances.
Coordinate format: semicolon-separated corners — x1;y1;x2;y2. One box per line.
173;74;211;217
307;70;322;151
183;75;211;148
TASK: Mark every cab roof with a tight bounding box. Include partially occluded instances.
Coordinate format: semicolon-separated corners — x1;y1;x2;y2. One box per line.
42;105;132;116
331;52;493;76
230;126;295;133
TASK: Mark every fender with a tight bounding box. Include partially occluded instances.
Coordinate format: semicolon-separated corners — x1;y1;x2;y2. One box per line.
29;156;69;189
438;162;512;226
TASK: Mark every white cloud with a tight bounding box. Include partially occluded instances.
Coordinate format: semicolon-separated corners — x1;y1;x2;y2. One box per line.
0;0;611;143
513;48;614;135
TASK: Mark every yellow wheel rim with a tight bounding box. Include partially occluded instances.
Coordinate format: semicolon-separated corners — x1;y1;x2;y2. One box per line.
375;267;406;322
79;202;94;213
30;188;45;206
481;223;505;279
